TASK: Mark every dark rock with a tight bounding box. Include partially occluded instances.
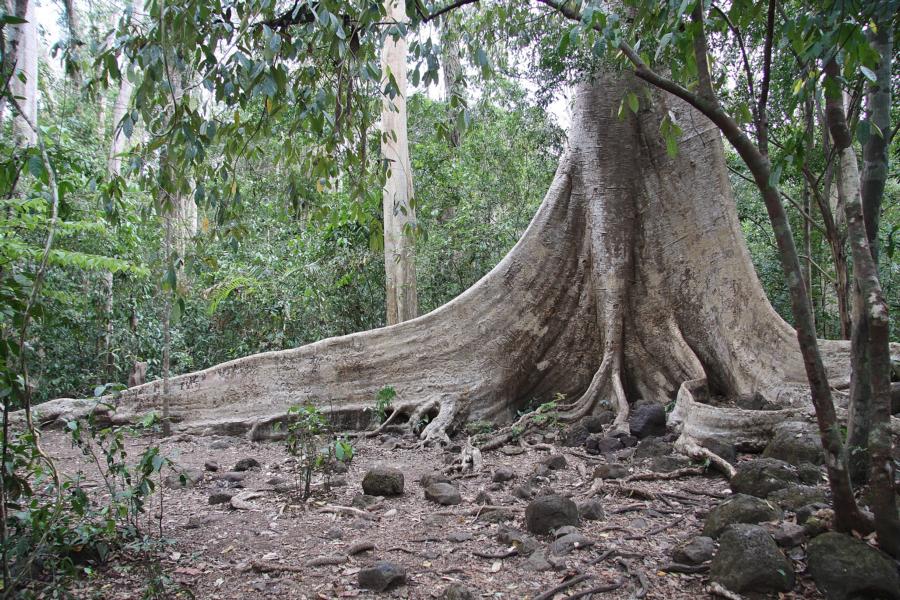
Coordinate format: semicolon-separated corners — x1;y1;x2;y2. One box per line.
702;439;737;464
807;532;900;600
765;522;806;547
447;531;473;543
552;525;579;538
762;421;824;466
331;461;349;474
425;482;462;506
475;490;493;505
478;507;515;523
497;526;540;556
218;471;246;483
274;482;298;493
512;485;533;500
767;484;826;511
586;435;622;454
440;583;476;600
561;422;590;447
266;476;289;486
628;404;667;438
542;454;568;470
673;536;715;564
796;462;822;485
795;502;829;525
581;411;615;433
734;392;779;411
182;514;221;529
324;526;343;540
233;458;260;472
891;381;900;414
533;464;551;477
615;433;639;448
703;494;783;538
165;468;203;489
492;466;516;483
525;494;580;535
358;561;407;592
578;499;605;521
730;458;799;498
204;461;219;472
328;477;347;488
350;494;380;509
634;438;671;460
208;491;234;505
209;439;231;450
500;445;525;456
593;463;628;479
524;551;553;572
710;524;795;594
420;471;452;488
362;466;404;496
549;532;594;555
649;455;692;473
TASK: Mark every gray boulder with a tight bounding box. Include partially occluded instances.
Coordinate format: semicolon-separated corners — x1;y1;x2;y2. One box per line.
232;457;260;471
425;482;462;506
358;561;407;592
767;484;827;511
578;499;605;521
549;532;594;556
542;454;568;470
730;458;799;498
593;463;628;479
673;536;715;565
492;466;516;483
362;466;404;496
703;494;782;538
525;494;580;535
628;404;666;438
710;524;794;594
807;532;900;600
762;421;824;465
440;583;476;600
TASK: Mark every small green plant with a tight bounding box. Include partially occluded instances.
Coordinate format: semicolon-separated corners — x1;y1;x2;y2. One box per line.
465;420;495;436
373;386;396;425
284;404;354;499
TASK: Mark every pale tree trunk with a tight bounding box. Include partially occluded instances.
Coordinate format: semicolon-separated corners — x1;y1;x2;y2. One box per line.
62;0;81;87
107;74;135;176
35;74;865;454
99;271;114;381
440;15;464;148
381;0;418;324
9;0;37;147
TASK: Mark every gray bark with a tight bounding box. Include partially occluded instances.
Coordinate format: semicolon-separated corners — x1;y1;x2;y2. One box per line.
9;0;37;147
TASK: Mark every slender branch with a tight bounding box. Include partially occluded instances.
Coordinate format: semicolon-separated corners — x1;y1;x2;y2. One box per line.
727;165;824;234
420;0;479;22
756;0;776;154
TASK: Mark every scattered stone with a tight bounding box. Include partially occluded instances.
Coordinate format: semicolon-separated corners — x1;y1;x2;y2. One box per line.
807;532;900;600
628;404;666;438
702;439;737;464
477;507;515;523
327;477;347;488
735;392;779;411
362;466;404;496
324;526;343;540
649;455;692;473
524;550;553;572
164;468;203;489
762;421;824;465
358;561;407;592
673;536;715;565
182;514;221;529
767;484;826;511
204;460;219;472
208;491;234;505
265;476;289;486
331;461;349;474
542;454;567;470
440;583;476;600
274;482;298;494
512;484;533;500
795;503;829;525
492;466;516;483
420;471;452;488
525;494;580;535
218;471;246;483
710;524;795;594
561;422;590;447
765;522;806;547
500;445;525;456
425;482;462;506
578;499;605;521
497;526;540;556
549;532;594;556
446;531;473;543
730;458;799;498
233;458;260;472
796;462;822;485
593;463;628;479
584;414;608;432
634;438;671;460
475;490;493;505
209;439;231;450
585;435;622;455
614;433;639;448
703;494;783;538
533;464;551;478
552;526;579;538
351;494;380;509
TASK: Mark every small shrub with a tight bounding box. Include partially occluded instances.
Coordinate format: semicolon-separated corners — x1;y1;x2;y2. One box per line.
373;386;396;425
283;404;354;499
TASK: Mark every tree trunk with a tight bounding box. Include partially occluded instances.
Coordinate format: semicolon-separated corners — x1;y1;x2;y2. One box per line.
35;73;863;451
381;0;418;325
100;271;114;382
107;74;135;176
440;15;464;148
9;0;37;147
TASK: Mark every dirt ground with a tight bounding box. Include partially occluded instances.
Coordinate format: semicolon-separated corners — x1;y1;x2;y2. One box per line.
37;427;827;599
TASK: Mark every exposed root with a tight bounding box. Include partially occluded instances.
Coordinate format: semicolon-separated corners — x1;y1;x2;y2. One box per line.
623;467;707;483
533;573;592;600
675;435;737;479
419;398;459;446
707;582;746;600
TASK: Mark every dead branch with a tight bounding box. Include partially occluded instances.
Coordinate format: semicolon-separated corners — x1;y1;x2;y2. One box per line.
533;573;593;600
562;580;626;599
318;505;377;520
623;467;706;482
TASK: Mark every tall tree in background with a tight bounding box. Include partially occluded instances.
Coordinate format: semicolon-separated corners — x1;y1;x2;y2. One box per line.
8;0;38;147
381;0;418;324
440;14;464;147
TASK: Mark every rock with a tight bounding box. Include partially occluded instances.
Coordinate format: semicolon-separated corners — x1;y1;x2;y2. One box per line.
182;514;221;529
351;494;380;509
475;490;493;505
795;503;829;525
542;454;567;470
767;484;826;511
796;462;822;485
497;526;540;555
512;484;533;500
492;466;516;483
266;476;289;486
614;433;639;448
500;445;525;456
762;421;824;465
425;482;462;506
807;532;900;600
673;536;715;565
765;522;806;547
440;583;476;600
578;499;605;521
533;464;551;478
730;458;799;498
649;455;691;473
524;550;553;572
628;404;666;438
208;491;234;505
549;532;594;556
891;381;900;414
324;526;343;540
420;471;452;488
165;468;203;489
209;439;231;450
585;435;622;455
633;438;671;459
274;481;298;493
552;525;579;538
525;494;580;535
446;531;473;543
362;466;404;496
593;463;628;479
204;460;219;472
560;423;590;447
584;414;608;432
233;458;260;472
358;561;406;592
331;461;349;474
735;392;779;411
702;494;783;538
478;507;515;523
218;471;246;483
710;524;795;594
702;439;737;464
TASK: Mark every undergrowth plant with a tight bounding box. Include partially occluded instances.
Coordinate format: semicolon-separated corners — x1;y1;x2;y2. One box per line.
282;404;354;499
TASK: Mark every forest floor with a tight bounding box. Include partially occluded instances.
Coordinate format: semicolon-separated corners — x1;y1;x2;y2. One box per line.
38;426;828;600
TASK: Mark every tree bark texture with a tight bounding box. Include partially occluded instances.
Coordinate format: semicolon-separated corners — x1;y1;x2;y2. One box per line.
9;0;37;147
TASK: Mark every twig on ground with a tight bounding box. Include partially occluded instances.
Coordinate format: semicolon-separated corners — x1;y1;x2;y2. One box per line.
562;579;626;599
251;560;304;573
623;467;706;482
472;547;518;559
348;541;376;555
318;505;377;520
658;562;709;574
609;503;648;514
616;557;649;599
565;449;606;462
304;555;347;567
707;582;747;600
533;573;593;600
626;518;681;540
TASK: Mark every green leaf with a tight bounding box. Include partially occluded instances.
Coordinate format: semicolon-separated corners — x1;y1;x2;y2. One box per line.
859;66;876;82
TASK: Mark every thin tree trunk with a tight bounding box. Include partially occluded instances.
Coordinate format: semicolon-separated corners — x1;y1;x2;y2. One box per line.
440;15;464;148
62;0;82;87
10;0;37;147
107;74;135;176
381;0;418;324
100;271;114;381
161;212;172;437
